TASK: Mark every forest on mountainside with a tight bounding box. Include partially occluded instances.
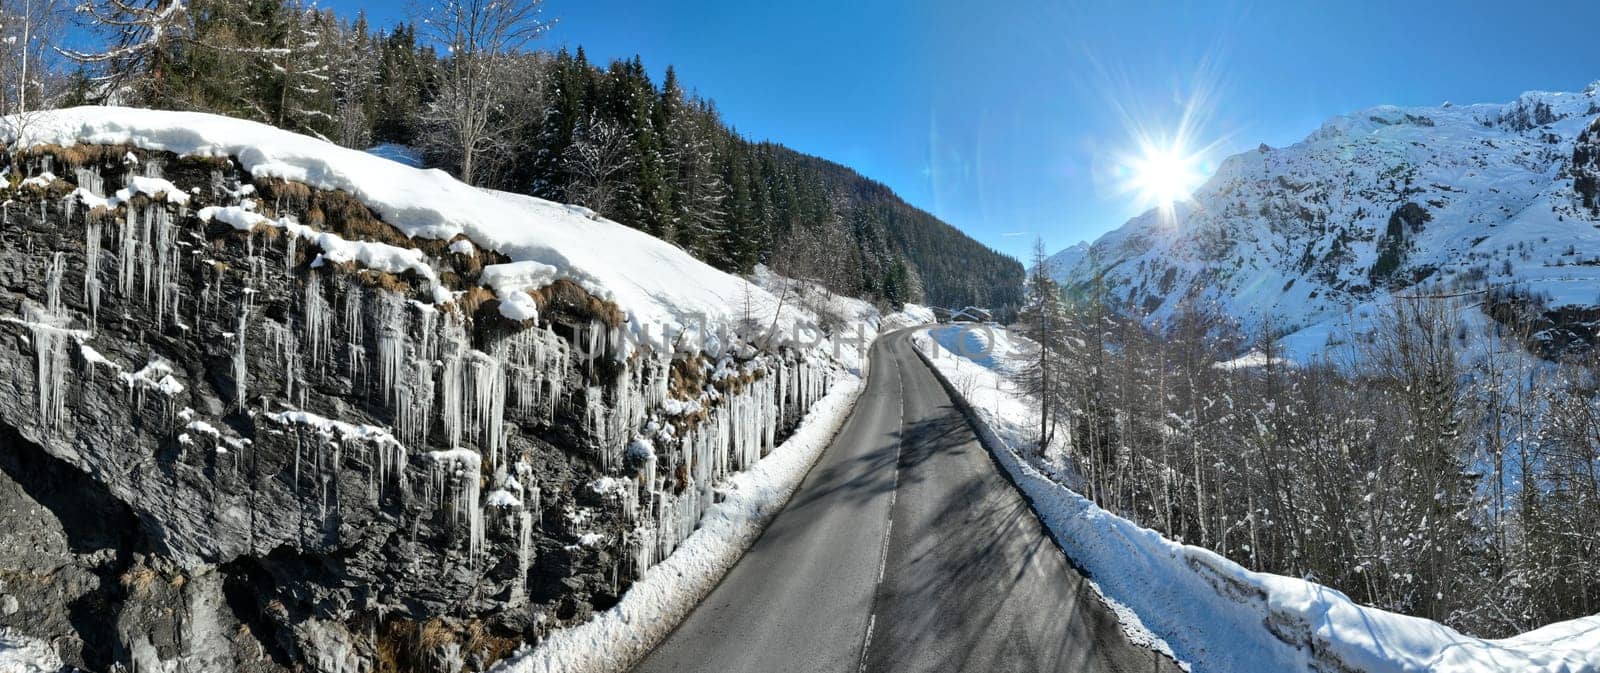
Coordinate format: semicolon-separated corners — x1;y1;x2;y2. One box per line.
20;0;1022;318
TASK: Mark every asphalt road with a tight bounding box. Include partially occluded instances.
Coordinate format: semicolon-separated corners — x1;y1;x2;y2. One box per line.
632;329;1183;673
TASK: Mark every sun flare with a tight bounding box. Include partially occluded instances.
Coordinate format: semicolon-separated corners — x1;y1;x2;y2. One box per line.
1128;143;1204;211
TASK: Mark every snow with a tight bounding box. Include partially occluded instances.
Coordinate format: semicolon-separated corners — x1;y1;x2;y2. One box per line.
448;239;476;255
118;358;185;396
6;107;834;357
268;409;403;449
1212;350;1291;370
77;343;114;368
197;204;447;302
497;290;540;322
18;171;56;189
486;489;523;508
0;628;64;673
117;175;190;205
365;143;423;168
491;365;865;673
196;204;270;231
913;325;1600;673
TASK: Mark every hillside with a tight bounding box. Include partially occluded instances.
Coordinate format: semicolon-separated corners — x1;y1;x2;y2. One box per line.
1053;82;1600;357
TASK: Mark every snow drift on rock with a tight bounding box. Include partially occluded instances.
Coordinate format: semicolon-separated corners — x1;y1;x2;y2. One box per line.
5;106;819;355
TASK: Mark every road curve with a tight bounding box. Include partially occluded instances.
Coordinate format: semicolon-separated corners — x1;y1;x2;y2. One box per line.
632;329;1183;673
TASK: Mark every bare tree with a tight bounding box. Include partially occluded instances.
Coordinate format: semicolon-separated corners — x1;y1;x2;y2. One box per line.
415;0;546;185
563;111;633;216
0;0;65;114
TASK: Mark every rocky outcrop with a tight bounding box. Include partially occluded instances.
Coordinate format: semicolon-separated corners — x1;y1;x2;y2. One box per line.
0;145;835;671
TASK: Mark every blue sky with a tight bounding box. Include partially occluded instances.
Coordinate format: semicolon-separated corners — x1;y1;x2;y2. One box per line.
335;0;1600;260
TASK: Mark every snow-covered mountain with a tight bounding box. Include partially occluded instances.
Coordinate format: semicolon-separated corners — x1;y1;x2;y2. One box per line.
1054;82;1600;357
1042;240;1089;281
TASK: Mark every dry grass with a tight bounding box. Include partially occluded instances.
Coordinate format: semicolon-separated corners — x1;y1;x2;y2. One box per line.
172;154;233;172
668;354;708;401
461;620;521;666
529;279;624;328
712;369;762;396
456;285;496;317
251;222;283;242
255;177;312;209
19;176;73;198
19;142;137;168
373;617;520;673
366;270;414;295
121;565;159;597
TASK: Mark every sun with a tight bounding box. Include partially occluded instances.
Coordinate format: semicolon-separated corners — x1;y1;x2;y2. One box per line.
1128;143;1204;211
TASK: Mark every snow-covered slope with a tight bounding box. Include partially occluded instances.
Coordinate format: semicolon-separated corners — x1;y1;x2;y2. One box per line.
7;106;818;356
1056;83;1600;358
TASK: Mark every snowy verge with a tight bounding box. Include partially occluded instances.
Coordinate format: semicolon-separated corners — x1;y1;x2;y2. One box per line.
911;326;1600;673
491;366;867;673
0;629;64;673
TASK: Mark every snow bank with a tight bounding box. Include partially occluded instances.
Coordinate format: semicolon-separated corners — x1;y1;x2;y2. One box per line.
8;107;825;356
880;303;936;332
913;326;1600;673
492;366;866;673
0;629;63;673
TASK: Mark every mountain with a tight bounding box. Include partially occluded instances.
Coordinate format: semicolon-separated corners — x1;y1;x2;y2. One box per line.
1053;82;1600;358
1043;241;1089;280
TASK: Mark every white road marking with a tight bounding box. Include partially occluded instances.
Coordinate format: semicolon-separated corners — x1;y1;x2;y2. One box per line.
860;349;909;671
858;614;877;673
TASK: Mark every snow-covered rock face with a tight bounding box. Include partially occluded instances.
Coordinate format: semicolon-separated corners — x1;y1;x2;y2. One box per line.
1057;84;1600;358
0;136;838;672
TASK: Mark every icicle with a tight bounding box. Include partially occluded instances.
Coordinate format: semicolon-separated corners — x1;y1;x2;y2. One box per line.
465;349;506;470
84;217;101;323
302;273;331;370
375;293;406;406
137;204;154;304
116;203;137;298
429;449;484;561
233;293;252;411
46;251;64;318
74;166;104;197
439;311;469;450
342;280;366;382
511;509;533;605
18;253;73;429
153;206;177;326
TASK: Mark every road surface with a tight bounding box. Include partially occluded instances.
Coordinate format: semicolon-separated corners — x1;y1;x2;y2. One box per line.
632;329;1183;673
